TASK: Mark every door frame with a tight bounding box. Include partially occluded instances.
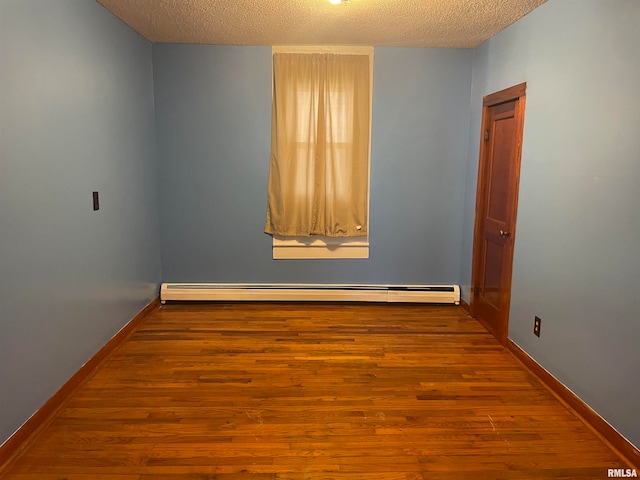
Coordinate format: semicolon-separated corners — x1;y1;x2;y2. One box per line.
470;83;527;345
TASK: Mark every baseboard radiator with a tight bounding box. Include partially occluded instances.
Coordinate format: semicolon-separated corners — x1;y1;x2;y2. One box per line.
160;283;460;305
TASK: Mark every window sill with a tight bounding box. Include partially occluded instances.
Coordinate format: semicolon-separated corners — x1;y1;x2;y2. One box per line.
272;235;369;259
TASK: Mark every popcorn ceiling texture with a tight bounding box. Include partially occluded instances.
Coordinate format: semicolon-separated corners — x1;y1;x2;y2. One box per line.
97;0;547;48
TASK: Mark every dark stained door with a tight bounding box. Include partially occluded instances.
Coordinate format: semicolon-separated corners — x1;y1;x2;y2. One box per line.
471;84;526;344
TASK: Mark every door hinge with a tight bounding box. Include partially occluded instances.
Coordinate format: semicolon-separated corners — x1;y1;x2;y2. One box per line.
474;285;480;296
484;130;490;141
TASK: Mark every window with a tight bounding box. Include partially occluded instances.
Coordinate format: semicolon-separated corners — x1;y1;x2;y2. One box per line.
265;46;373;259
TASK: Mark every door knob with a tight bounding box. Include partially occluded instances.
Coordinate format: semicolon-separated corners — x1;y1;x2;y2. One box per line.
499;230;511;238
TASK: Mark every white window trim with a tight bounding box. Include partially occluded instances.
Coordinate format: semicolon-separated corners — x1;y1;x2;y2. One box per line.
272;235;369;259
271;46;374;260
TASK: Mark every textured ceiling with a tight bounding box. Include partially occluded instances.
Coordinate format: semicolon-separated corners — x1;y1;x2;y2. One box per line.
97;0;547;48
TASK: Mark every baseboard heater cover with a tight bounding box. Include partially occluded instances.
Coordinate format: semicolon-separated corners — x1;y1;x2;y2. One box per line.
160;283;460;305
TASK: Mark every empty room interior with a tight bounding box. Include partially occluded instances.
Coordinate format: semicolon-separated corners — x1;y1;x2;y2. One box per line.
1;0;639;477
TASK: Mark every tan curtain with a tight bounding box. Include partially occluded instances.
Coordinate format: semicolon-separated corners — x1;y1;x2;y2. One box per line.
265;53;370;237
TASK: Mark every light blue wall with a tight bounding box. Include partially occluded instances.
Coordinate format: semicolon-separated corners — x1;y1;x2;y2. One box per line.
459;0;640;447
0;0;161;444
154;46;473;284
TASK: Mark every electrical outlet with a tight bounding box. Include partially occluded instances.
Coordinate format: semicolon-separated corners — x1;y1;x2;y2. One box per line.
534;316;541;337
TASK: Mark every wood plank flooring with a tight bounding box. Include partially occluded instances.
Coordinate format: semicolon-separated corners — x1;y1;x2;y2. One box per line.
1;303;629;479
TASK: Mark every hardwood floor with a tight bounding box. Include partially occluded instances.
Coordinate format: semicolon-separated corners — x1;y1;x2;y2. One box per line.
1;303;629;479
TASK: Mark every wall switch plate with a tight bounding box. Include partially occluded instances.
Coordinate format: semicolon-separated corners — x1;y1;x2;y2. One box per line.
93;191;99;211
534;316;541;337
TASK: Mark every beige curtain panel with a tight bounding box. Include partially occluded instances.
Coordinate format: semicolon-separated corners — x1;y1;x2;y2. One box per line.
265;53;371;237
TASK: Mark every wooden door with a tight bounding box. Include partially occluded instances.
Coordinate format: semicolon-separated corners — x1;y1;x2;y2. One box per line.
471;83;526;345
